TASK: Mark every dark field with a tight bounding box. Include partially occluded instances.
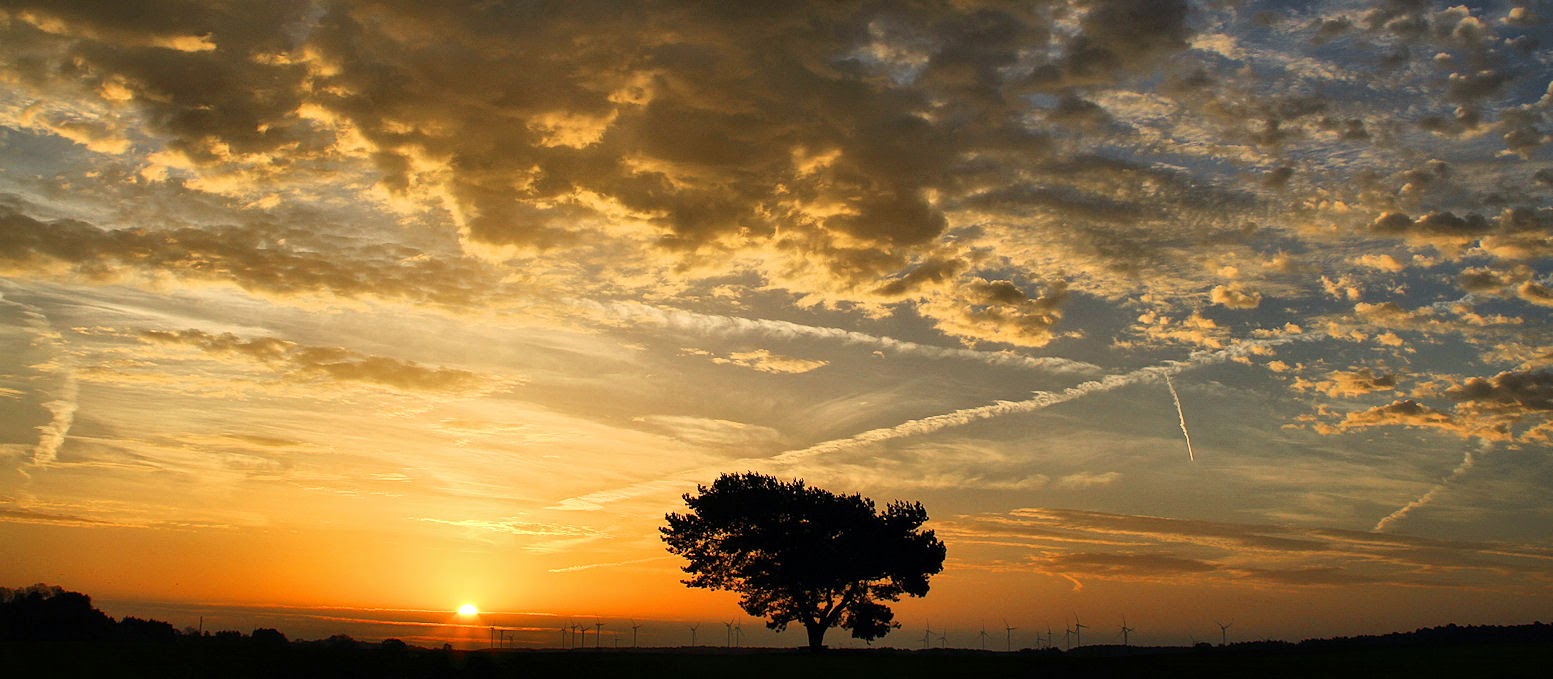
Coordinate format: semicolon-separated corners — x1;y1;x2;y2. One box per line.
5;637;1552;679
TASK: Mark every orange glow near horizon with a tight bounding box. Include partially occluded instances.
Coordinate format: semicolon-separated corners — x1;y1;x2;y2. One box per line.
4;0;1553;651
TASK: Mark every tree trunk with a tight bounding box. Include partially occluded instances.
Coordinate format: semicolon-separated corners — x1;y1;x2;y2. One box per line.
805;623;827;652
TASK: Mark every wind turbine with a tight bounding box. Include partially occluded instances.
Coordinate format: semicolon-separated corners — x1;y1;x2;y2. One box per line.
724;620;734;648
1216;620;1233;647
595;621;604;649
1072;614;1087;648
689;623;699;646
978;625;990;650
733;622;743;648
1120;617;1134;646
558;623;567;649
1063;625;1071;650
1047;625;1055;650
938;628;949;649
922;623;933;650
577;623;587;649
630;620;642;648
1003;619;1016;652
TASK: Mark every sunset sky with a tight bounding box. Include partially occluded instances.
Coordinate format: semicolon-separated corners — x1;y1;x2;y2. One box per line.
3;0;1552;648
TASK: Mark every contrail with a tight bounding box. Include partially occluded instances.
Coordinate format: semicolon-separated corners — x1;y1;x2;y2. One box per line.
581;299;1102;375
1163;374;1195;462
1373;442;1485;532
33;379;79;468
551;336;1298;510
1;293;78;474
764;337;1289;467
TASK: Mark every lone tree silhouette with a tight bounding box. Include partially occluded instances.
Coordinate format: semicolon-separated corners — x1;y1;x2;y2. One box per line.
661;472;946;651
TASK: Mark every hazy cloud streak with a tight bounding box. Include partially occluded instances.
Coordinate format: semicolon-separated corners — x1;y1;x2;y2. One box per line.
590;300;1101;374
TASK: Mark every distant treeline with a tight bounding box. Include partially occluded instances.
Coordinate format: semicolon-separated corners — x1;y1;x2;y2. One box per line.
5;584;1553;678
2;584;181;643
0;584;348;648
7;583;1553;651
1236;621;1553;652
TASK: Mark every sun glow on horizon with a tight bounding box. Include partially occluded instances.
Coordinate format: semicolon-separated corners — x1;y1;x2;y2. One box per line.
3;0;1553;650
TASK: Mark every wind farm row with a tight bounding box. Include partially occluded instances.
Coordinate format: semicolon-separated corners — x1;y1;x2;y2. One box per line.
471;614;1238;651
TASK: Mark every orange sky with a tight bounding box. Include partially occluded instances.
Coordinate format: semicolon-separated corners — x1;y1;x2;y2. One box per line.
3;0;1553;648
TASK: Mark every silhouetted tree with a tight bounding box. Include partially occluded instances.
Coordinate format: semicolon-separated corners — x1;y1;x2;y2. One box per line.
0;584;115;641
117;616;178;643
661;473;946;651
252;627;288;647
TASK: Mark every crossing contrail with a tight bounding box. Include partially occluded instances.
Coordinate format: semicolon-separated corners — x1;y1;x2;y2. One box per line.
550;336;1300;510
1164;373;1195;462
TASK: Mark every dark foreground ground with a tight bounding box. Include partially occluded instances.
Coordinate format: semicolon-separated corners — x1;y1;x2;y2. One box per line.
5;637;1552;679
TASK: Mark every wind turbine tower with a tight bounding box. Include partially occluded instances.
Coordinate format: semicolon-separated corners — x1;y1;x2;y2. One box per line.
978;625;990;650
922;623;933;650
1072;615;1087;648
1216;621;1233;647
1120;617;1134;646
689;623;699;646
595;622;604;649
1003;619;1016;652
631;620;642;648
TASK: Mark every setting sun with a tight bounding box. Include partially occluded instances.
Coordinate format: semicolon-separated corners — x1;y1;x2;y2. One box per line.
456;604;478;617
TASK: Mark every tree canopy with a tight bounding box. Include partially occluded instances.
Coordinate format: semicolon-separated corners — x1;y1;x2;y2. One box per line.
661;472;946;650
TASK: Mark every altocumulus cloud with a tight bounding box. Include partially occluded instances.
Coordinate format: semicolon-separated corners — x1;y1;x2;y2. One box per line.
2;0;1550;356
